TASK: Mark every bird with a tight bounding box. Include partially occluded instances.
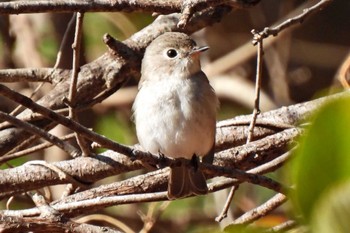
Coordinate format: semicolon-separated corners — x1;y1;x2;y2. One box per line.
132;32;218;199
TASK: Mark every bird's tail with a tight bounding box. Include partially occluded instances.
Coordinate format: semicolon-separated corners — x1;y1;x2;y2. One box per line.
167;164;208;199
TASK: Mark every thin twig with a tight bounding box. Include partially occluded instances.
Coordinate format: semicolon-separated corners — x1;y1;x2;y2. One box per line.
217;22;265;222
75;214;135;233
266;220;297;232
232;193;287;224
209;150;293;194
204;0;333;80
0;111;80;157
54;13;77;68
68;12;83;117
250;150;293;174
67;12;90;156
252;0;333;45
4;134;39;156
0;83;133;156
176;0;259;28
217;119;294;130
139;202;170;233
247;33;263;143
76;82;126;111
9;83;46;117
202;163;285;194
0;133;76;164
0;81;46;156
215;185;239;222
0;108;68;130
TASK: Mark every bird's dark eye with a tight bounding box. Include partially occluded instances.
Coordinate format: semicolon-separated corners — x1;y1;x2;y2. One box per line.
166;49;178;58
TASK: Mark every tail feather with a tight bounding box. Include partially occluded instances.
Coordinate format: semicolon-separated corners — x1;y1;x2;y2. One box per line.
189;166;208;194
167;165;208;199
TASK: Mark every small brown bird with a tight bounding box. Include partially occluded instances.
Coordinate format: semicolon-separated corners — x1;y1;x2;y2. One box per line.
132;32;218;199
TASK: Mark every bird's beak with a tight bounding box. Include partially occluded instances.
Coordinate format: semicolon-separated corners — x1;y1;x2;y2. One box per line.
190;46;209;57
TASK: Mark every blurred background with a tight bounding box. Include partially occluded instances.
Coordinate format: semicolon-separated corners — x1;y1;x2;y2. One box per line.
0;0;350;232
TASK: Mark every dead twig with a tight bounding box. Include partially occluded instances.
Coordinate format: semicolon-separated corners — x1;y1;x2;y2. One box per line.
0;133;76;164
67;12;91;156
0;111;80;157
232;193;287;225
252;0;333;45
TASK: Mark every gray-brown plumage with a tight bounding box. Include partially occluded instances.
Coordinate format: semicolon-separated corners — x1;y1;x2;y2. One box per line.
132;32;218;199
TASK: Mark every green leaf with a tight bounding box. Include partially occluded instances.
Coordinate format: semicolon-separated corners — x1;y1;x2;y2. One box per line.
311;180;350;233
290;96;350;222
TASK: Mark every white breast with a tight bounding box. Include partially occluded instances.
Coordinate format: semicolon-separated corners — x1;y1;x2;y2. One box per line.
132;75;217;159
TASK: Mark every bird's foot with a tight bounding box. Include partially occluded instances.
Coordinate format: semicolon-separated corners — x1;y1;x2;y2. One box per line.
190;154;200;171
157;151;168;169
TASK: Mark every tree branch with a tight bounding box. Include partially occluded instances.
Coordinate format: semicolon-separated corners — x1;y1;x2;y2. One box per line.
0;68;68;83
0;0;259;15
233;193;287;225
0;214;123;233
0;90;348;199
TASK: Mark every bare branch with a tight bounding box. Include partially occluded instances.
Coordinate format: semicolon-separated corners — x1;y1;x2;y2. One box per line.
0;133;75;163
1;154;287;219
26;160;89;188
0;125;293;199
215;90;349;151
67;12;92;156
0;68;68;83
252;0;333;45
233;193;287;224
0;0;259;15
68;12;84;114
0;111;80;157
0;90;348;199
267;220;297;232
0;108;68;131
0;214;123;233
0;83;133;156
215;185;239;222
0;150;142;199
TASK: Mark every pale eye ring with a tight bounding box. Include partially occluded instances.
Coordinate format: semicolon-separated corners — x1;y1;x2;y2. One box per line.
166;49;178;58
